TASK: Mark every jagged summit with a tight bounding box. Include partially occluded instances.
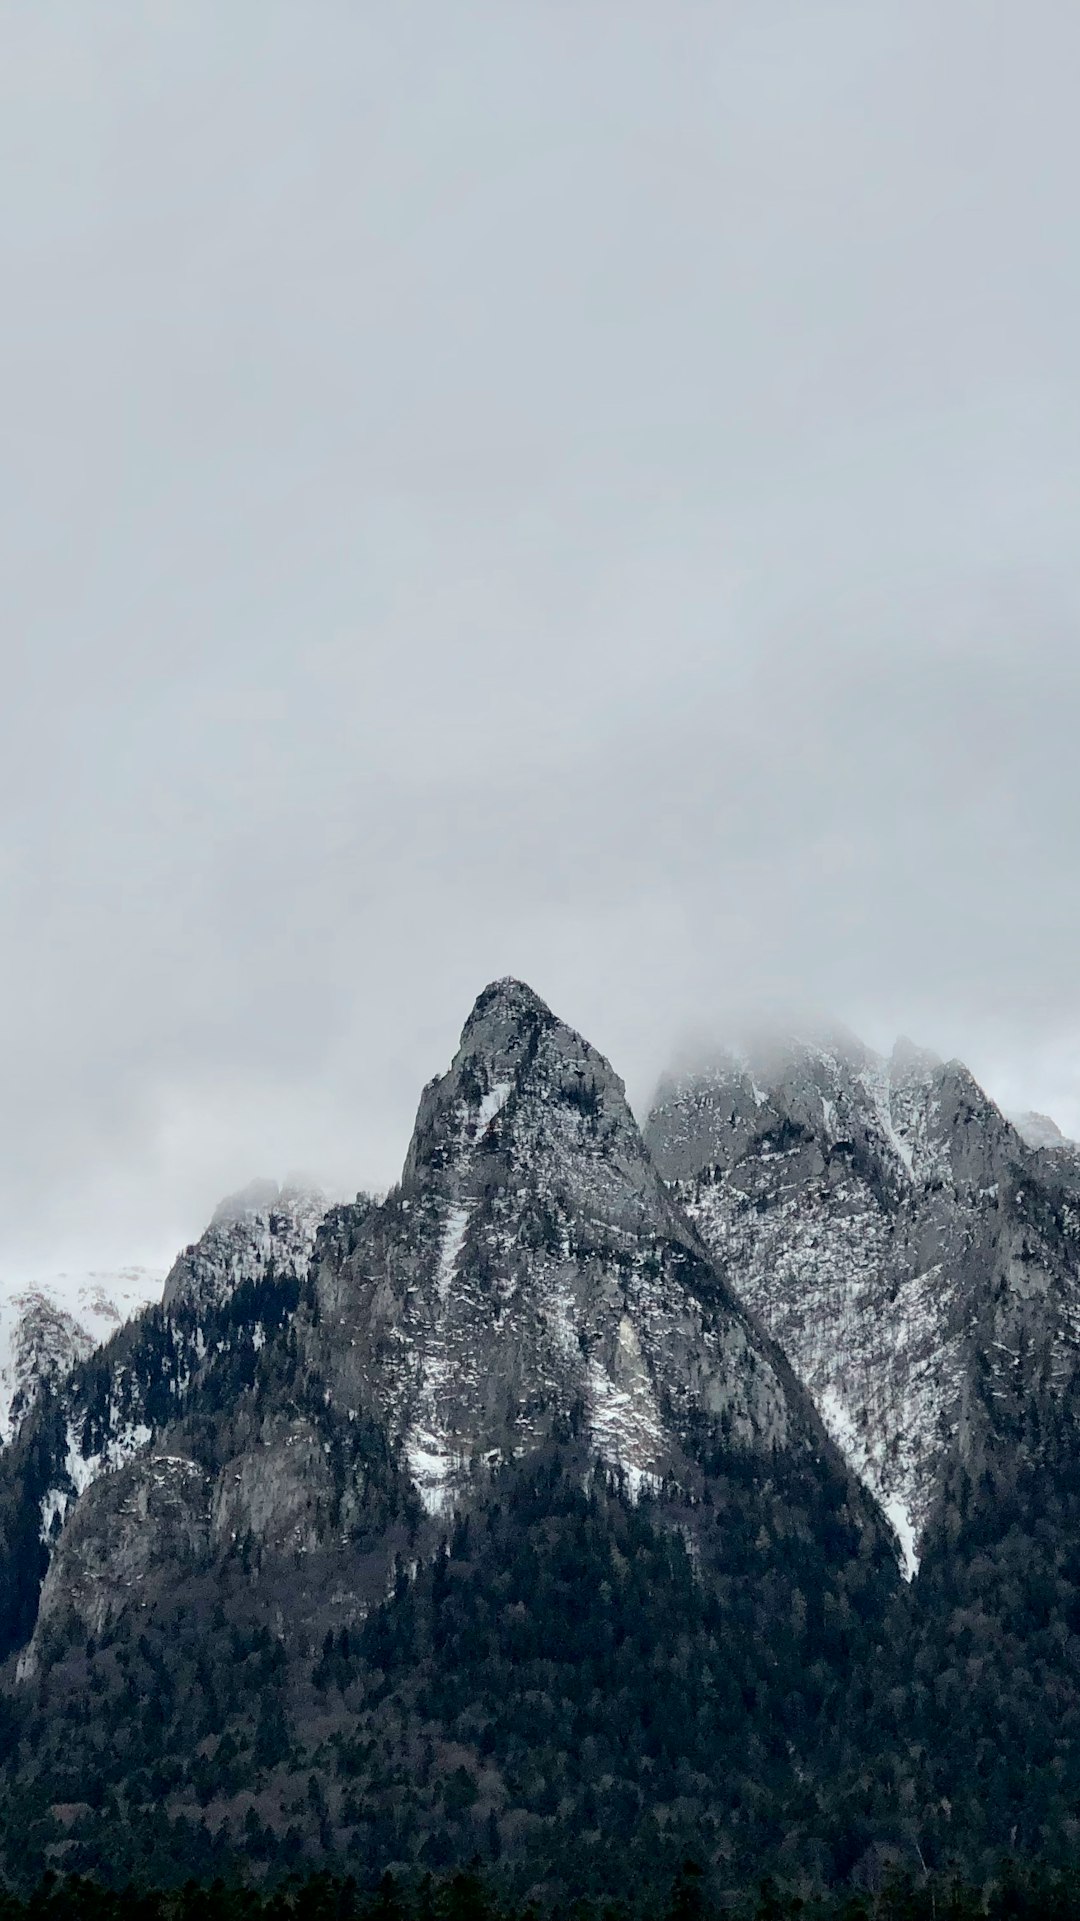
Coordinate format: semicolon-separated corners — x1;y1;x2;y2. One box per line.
402;975;630;1194
315;983;834;1519
463;974;553;1028
651;1027;1013;1198
210;1178;283;1225
210;1175;326;1227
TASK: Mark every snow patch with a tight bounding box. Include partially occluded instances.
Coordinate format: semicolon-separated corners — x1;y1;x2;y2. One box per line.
403;1428;456;1515
476;1082;512;1130
818;1387;919;1578
0;1266;164;1447
585;1319;667;1493
885;1497;920;1581
434;1206;470;1303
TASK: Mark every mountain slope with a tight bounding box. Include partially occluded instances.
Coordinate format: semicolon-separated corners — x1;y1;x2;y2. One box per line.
645;1032;1080;1569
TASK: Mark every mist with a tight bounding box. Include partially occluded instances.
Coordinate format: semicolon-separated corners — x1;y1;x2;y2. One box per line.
2;2;1079;1271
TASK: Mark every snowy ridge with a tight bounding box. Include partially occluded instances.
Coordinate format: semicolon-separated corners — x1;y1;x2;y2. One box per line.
647;1029;1080;1570
0;1267;164;1446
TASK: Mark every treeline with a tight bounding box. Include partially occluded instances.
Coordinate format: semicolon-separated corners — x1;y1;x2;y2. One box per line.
8;1863;1080;1921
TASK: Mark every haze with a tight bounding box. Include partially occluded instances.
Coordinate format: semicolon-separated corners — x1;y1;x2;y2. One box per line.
2;3;1078;1272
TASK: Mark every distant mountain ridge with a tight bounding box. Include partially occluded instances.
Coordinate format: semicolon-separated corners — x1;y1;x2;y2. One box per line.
0;1267;164;1447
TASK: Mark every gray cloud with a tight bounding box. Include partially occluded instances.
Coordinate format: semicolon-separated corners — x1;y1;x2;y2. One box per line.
1;2;1078;1269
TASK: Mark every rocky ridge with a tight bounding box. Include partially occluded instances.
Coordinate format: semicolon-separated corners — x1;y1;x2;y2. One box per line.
645;1030;1080;1570
0;1180;330;1673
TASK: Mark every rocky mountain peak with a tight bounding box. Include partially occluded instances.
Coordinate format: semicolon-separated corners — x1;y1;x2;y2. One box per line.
310;982;837;1520
401;977;637;1205
890;1035;942;1076
461;973;553;1037
210;1178;283;1226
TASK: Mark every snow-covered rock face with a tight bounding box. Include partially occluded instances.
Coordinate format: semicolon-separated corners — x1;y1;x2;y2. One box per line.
310;979;820;1517
163;1179;327;1313
0;1268;164;1445
646;1034;1080;1575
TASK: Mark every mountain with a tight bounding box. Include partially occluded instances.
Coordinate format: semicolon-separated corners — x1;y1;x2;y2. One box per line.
0;1179;329;1664
0;982;897;1892
645;1033;1080;1571
162;1179;328;1314
305;976;828;1508
9;987;1080;1895
0;1174;324;1473
0;1268;163;1446
643;1033;1080;1876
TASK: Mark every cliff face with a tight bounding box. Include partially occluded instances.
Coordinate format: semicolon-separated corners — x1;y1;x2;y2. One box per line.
646;1032;1080;1569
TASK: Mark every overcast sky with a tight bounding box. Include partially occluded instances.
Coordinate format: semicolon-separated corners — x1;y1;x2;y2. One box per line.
2;1;1079;1271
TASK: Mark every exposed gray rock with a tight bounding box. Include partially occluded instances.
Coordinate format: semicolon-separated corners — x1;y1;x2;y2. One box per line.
306;979;830;1517
15;983;880;1667
646;1032;1080;1572
21;1452;211;1674
164;1178;327;1312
